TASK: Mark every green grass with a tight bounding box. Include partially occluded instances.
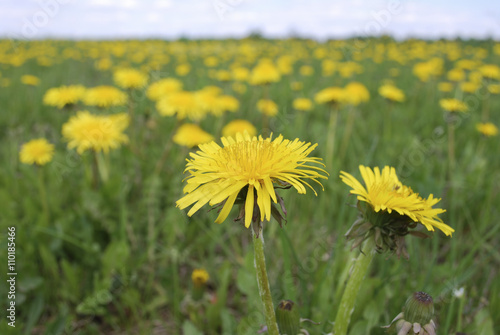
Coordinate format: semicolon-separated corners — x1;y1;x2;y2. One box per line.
0;37;499;335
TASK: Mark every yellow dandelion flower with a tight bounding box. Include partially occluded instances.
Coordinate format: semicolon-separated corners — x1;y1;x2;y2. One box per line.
299;65;314;76
290;81;303;91
257;99;278;116
293;98;313;111
146;78;183;101
314;87;346;105
192;269;209;287
173;124;214;148
215;70;231;82
176;133;328;227
447;68;465;82
216;95;240;115
340;165;453;236
19;138;54;165
43;85;86;109
176;63;191;76
439;98;468;113
379;84;405;102
249;59;281;85
113;68;148;89
487;84;500;95
476;122;498;137
156;91;205;121
460;81;479;93
222;119;257;138
232;82;247;94
232;67;250;81
478;64;500;80
438;82;454;93
62;111;129;154
344;82;370;106
83;86;128;108
21;75;40;86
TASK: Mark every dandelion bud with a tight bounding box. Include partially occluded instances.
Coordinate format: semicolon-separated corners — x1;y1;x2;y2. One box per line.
383;292;436;335
404;291;434;325
191;269;209;300
276;300;300;335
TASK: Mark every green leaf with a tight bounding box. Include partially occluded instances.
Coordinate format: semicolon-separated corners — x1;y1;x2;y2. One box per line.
182;320;204;335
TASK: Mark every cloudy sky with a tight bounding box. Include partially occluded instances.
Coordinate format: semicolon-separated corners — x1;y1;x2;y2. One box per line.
1;0;499;40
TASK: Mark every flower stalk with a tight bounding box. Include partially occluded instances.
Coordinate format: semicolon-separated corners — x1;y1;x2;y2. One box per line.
326;104;339;167
333;236;375;335
252;222;279;335
37;166;50;224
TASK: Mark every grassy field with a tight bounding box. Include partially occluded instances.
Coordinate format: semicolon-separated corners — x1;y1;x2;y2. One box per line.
0;37;499;335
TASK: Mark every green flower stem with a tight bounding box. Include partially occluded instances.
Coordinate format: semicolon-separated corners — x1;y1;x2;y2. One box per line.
252;224;279;335
339;106;356;162
326;105;339;167
333;237;375;335
95;151;109;183
448;120;455;177
37;166;50;225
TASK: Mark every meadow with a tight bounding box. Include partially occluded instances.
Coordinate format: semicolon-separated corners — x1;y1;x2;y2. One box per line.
0;37;499;335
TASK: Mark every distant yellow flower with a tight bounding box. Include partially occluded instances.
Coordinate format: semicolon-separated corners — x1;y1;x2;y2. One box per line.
314;87;346;105
83;86;128;108
257;99;278;116
113;68;148;89
293;98;313;111
176;133;327;227
21;75;40;86
460;81;479;93
476;123;498;137
156;91;205;121
95;58;112;70
173;124;214;148
215;70;231;82
62;111;129;154
479;64;500;80
232;82;247;94
487;84;500;95
176;63;191;76
232;67;250;81
204;56;218;67
299;65;314;76
222;119;257;138
216;95;240;115
146;78;183;101
192;269;209;287
43;85;86;109
344;82;370;106
340;165;453;237
439;99;468;113
446;68;465;82
290;81;303;91
455;59;477;70
249;59;281;85
19;138;54;165
438;82;454;93
379;84;405;102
